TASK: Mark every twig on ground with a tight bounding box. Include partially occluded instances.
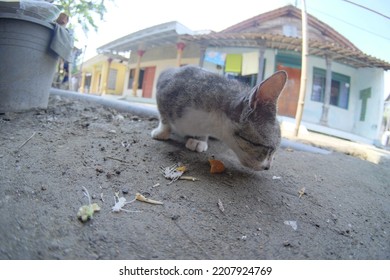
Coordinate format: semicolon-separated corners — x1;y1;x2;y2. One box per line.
217;199;225;213
179;176;199;182
104;156;131;164
135;193;164;205
18;132;36;150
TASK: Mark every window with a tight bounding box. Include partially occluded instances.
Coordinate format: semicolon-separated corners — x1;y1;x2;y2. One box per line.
311;68;325;102
283;24;298;37
108;69;117;90
128;68;144;90
311;68;350;109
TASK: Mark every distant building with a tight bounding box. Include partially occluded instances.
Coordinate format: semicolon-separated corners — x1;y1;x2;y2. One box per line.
88;5;390;144
79;54;128;95
96;21;201;98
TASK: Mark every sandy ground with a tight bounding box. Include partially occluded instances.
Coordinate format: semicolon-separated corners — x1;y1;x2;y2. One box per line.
0;94;389;260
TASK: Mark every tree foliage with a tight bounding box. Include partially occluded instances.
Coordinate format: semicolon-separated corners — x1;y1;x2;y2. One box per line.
54;0;113;34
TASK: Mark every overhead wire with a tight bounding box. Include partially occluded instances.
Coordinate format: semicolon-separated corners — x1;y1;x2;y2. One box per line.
307;5;390;41
342;0;390;20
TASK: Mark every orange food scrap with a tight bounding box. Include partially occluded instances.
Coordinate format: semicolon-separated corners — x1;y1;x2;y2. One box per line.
208;159;225;174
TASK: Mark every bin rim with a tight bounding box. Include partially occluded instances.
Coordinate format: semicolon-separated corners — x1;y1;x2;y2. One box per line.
0;12;54;29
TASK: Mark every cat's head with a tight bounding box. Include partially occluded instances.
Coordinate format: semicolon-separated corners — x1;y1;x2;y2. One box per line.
231;71;287;171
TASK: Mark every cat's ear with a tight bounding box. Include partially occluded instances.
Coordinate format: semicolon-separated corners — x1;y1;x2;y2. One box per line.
250;71;287;109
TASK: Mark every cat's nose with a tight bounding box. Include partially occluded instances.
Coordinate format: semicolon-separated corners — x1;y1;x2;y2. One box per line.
262;161;271;170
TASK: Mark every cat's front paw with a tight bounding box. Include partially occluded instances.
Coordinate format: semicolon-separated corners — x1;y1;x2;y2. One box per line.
185;138;208;152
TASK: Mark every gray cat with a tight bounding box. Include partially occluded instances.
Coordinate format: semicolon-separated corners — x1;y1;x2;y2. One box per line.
151;65;287;171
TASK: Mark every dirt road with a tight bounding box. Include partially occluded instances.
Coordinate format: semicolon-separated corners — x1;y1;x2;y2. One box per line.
0;95;389;259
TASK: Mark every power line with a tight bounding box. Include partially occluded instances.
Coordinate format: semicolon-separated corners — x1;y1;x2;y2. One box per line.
308;6;390;41
342;0;390;20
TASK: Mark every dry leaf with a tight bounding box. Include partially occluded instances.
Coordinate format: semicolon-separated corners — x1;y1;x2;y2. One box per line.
176;165;187;173
298;187;306;198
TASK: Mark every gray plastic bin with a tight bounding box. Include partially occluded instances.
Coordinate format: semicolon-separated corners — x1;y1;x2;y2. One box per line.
0;13;58;113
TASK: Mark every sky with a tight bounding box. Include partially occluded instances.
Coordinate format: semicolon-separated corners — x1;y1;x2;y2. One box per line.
75;0;390;63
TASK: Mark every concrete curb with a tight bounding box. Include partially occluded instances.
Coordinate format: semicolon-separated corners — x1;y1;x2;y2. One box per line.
50;88;158;118
281;139;331;155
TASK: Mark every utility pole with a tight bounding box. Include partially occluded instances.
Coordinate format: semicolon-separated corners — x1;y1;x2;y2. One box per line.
294;0;308;136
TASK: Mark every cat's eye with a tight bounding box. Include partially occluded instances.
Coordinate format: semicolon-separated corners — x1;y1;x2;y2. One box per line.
235;132;274;151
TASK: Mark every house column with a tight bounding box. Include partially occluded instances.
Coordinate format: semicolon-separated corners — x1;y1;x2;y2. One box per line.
176;42;186;67
320;55;332;126
132;50;145;96
103;57;113;95
79;71;86;93
256;45;266;84
90;66;98;93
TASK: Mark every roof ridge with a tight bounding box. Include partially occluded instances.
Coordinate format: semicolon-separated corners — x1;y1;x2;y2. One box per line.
220;4;359;50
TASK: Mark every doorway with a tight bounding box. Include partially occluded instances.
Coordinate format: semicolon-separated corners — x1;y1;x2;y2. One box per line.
276;64;301;118
142;66;156;98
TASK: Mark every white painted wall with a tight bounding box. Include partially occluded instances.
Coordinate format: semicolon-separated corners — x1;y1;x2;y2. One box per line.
300;56;385;141
353;67;384;140
302;56;357;132
264;49;277;78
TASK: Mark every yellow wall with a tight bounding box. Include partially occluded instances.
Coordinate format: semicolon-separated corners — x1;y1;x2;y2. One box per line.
81;54;127;95
106;62;126;95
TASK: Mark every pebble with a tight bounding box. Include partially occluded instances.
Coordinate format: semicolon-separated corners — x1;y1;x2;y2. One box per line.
171;215;180;221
